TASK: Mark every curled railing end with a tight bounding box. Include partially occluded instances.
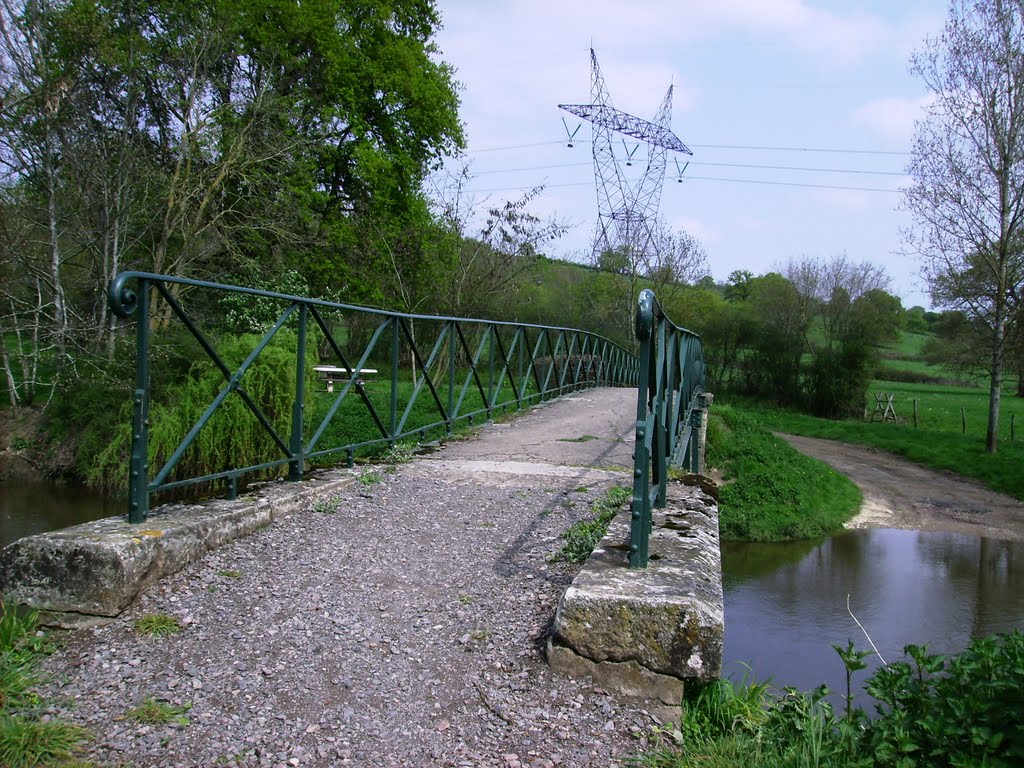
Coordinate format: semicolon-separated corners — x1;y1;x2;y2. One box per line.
108;273;140;319
635;289;655;342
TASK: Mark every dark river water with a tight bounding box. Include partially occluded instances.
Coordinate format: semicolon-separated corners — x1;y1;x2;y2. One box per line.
0;482;122;549
722;528;1024;700
3;485;1023;702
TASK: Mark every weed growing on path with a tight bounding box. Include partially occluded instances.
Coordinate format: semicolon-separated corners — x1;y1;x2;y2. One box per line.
312;496;340;514
552;486;631;564
359;470;384;486
124;698;192;726
133;614;182;638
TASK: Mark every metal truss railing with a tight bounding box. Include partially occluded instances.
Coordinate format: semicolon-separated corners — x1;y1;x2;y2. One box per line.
630;289;707;568
108;272;639;523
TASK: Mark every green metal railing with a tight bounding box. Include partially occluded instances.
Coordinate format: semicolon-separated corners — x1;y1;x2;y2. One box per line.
630;288;707;568
108;272;639;522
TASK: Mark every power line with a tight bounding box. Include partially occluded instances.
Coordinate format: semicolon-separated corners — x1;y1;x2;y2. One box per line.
690;143;910;156
472;159;907;177
466;175;902;195
470;138;911;156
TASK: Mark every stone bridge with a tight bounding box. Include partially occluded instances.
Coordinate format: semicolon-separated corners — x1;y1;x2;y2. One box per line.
1;387;722;765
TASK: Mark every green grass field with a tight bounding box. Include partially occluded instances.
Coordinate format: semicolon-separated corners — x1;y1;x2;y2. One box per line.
867;378;1024;439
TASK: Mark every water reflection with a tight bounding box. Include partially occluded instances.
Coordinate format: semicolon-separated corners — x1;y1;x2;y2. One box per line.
0;483;120;549
722;529;1024;700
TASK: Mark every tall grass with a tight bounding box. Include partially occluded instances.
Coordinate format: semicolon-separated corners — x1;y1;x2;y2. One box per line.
87;331;307;491
0;602;88;766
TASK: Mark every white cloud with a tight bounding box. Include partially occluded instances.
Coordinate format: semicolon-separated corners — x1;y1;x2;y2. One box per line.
853;95;934;144
685;0;888;64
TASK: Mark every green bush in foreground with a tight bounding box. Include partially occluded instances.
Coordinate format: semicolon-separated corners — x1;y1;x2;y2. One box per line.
641;631;1024;768
707;405;861;541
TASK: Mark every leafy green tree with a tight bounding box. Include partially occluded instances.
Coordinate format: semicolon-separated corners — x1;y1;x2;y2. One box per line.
746;273;808;404
724;269;754;302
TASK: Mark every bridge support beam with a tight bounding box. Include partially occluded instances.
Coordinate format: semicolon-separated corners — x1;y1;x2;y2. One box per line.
548;478;723;716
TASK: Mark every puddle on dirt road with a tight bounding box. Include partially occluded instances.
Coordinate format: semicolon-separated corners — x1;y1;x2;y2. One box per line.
722;528;1024;700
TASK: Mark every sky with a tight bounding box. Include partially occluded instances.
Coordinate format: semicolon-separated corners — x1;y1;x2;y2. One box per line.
432;0;950;310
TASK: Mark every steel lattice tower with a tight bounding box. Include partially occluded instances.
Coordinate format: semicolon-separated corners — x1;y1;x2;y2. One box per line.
559;49;692;265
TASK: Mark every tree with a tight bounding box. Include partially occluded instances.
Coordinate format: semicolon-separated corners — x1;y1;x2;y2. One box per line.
590;217;707;344
428;166;567;320
724;269;754;302
746;273;808;403
904;0;1024;453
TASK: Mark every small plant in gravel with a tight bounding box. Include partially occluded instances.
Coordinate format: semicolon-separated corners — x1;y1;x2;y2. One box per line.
359;470;384;486
551;486;631;564
313;494;346;513
124;697;192;726
216;569;242;579
133;614;182;638
383;440;419;464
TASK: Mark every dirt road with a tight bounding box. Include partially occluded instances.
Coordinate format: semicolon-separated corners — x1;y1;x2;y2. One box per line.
779;433;1024;542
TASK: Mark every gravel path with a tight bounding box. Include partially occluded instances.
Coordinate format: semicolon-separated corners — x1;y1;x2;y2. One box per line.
37;390;664;767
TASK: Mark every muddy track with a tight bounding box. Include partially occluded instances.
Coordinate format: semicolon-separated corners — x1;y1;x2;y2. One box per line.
778;433;1024;542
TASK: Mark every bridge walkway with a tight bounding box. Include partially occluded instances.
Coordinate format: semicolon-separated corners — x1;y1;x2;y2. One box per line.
37;388;663;767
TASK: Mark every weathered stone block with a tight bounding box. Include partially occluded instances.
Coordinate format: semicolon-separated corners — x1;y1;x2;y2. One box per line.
550;481;723;694
547;638;684;705
0;471;355;626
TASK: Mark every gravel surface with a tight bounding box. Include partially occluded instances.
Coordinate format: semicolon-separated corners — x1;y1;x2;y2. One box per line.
36;406;665;767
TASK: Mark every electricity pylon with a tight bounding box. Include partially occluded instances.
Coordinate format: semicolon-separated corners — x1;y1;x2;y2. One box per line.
559;49;692;266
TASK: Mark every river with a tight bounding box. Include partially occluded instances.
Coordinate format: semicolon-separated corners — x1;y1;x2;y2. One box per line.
0;482;122;549
722;528;1024;701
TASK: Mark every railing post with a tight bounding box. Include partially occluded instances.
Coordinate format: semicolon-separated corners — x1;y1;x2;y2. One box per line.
390;316;400;447
630;290;655;568
128;278;151;523
690;392;705;474
447;322;456;432
487;325;495;419
630;289;706;568
517;328;525;401
288;303;307;481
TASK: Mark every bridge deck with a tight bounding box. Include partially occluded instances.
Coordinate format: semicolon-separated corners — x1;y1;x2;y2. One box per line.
36;388;666;767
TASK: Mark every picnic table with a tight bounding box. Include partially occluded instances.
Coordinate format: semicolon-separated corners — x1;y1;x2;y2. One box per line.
313;365;378;393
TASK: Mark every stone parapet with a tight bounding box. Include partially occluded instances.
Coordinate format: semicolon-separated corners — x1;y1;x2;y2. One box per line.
548;480;723;706
0;471;355;627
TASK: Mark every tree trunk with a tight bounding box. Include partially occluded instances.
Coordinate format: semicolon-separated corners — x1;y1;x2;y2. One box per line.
0;331;19;408
986;310;1006;453
45;127;67;372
